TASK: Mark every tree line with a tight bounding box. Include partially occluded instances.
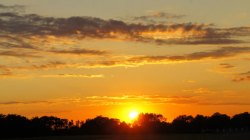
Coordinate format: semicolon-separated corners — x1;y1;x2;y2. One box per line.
0;112;250;138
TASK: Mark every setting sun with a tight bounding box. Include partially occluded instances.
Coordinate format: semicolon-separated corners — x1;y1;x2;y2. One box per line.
129;111;139;120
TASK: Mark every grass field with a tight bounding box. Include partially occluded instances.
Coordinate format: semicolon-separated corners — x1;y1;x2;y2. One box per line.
6;133;250;140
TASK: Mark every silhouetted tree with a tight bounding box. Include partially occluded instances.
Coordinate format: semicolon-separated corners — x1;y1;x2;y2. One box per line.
1;112;250;138
190;114;208;132
231;112;250;131
171;115;194;133
80;116;121;134
208;112;230;132
133;113;168;133
0;114;31;137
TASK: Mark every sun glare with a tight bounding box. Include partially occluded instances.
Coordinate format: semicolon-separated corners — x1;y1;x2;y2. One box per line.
129;111;139;120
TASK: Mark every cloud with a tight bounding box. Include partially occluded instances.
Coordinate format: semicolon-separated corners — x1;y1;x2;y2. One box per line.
210;63;236;74
0;100;51;105
40;74;104;78
0;35;35;49
0;35;108;58
218;63;235;69
88;47;250;67
183;88;216;94
132;12;186;23
199;102;250;106
85;95;196;106
0;4;250;77
0;65;11;73
1;94;249;107
84;94;250;106
0;61;68;76
0;4;24;12
0;97;82;106
49;48;108;55
1;46;250;76
0;4;249;46
233;71;250;82
129;47;250;62
0;50;40;58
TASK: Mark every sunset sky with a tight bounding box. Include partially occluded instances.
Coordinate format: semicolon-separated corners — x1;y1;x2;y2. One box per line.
0;0;250;122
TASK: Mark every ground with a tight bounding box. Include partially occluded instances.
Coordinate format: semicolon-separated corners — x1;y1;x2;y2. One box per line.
5;133;250;140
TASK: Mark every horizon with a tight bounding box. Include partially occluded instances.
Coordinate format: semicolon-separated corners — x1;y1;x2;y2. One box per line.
1;111;250;124
0;0;250;124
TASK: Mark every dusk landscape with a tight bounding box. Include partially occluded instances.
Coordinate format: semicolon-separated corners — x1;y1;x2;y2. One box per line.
0;0;250;139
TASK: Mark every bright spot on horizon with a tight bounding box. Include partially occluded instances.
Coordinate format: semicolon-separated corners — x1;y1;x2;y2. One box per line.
129;111;139;120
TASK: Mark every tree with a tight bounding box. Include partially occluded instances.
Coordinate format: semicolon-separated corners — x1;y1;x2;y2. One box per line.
191;114;208;132
1;114;31;137
80;116;121;134
231;112;250;130
171;115;194;132
208;112;230;131
133;113;167;133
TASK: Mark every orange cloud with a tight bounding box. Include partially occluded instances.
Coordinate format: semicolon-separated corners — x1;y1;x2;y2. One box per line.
1;93;249;107
40;74;104;78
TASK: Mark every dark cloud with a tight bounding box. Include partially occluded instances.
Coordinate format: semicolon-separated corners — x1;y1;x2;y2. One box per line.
155;38;243;45
0;34;108;57
1;46;250;72
0;100;51;105
49;48;108;55
0;4;249;45
29;61;67;70
219;63;235;69
128;46;250;63
0;35;35;49
0;61;67;72
233;71;250;82
86;47;250;67
0;50;40;58
133;12;186;21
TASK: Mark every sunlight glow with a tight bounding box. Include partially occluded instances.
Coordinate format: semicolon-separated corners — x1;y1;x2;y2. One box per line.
129;111;139;120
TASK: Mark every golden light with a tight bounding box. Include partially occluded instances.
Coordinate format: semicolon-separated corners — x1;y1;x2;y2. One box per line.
140;28;207;40
129;111;139;120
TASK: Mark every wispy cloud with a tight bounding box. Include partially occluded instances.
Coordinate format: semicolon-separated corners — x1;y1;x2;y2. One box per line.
87;47;250;67
218;63;235;69
0;4;24;12
0;50;40;58
132;12;186;24
233;71;250;82
1;46;250;78
1;94;249;107
0;100;51;105
40;74;104;78
84;94;250;106
49;48;108;55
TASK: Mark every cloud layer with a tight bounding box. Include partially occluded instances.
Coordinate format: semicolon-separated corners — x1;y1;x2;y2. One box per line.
1;94;249;106
88;46;250;67
0;4;250;47
0;4;250;80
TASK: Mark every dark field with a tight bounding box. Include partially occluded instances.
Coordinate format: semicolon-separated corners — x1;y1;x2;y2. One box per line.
6;133;250;140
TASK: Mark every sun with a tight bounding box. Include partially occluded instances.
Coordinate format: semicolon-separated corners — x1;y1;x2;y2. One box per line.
129;111;139;120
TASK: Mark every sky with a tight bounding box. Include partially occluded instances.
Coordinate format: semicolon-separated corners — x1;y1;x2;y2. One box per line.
0;0;250;122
